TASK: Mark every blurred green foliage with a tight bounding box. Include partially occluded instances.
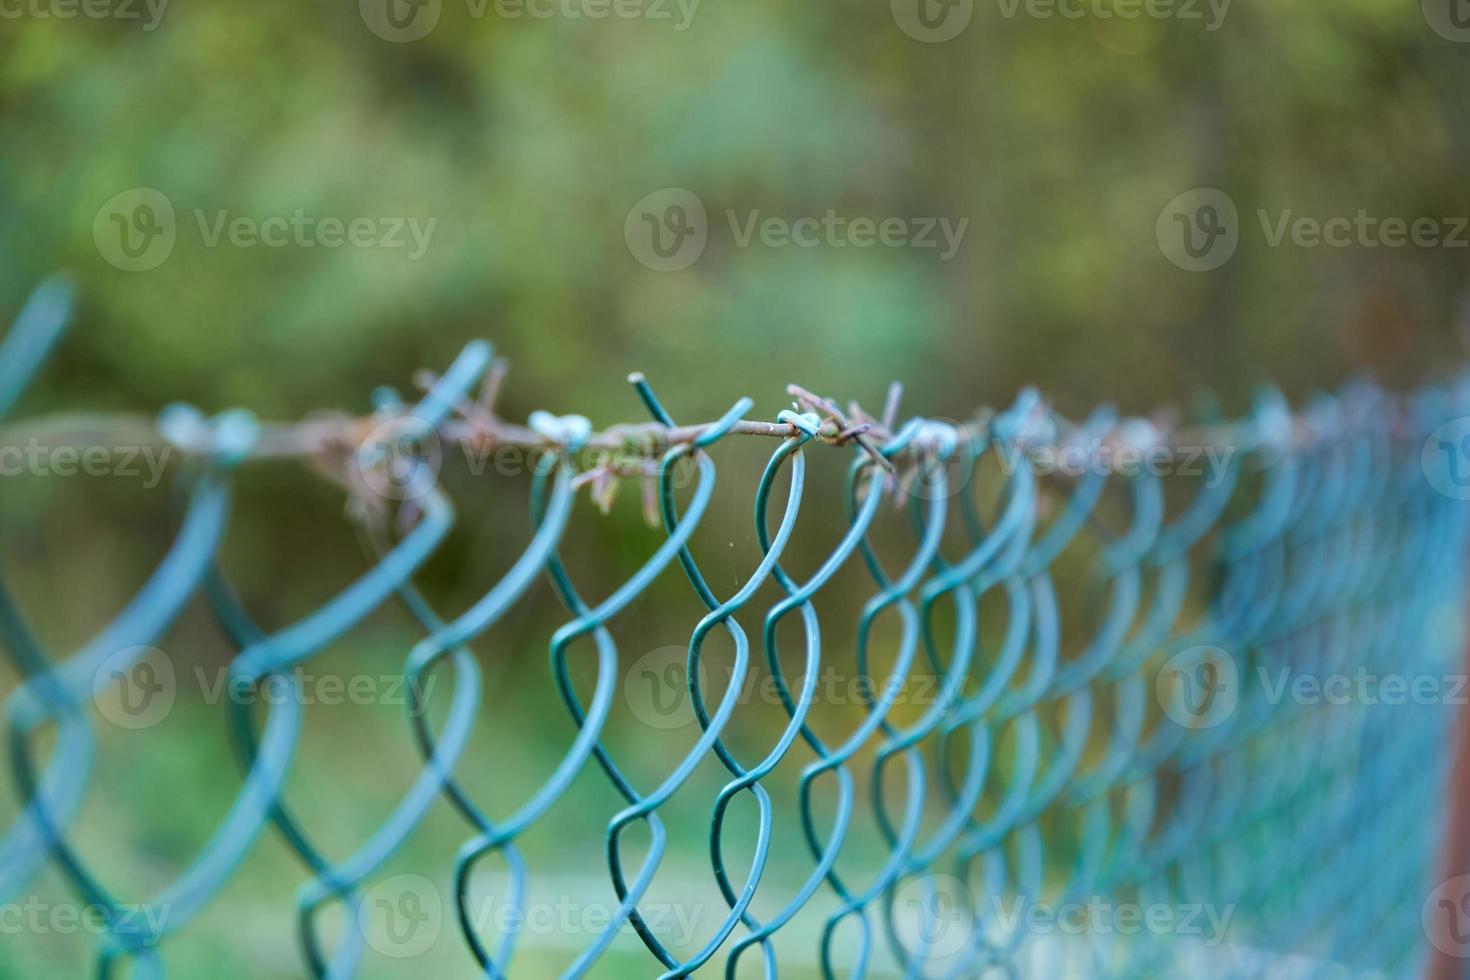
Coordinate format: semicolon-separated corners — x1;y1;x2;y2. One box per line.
2;0;1468;424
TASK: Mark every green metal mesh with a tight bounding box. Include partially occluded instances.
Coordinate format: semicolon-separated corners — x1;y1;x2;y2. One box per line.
2;278;1468;978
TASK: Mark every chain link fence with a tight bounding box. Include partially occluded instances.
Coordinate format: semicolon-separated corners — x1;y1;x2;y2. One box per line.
2;278;1469;978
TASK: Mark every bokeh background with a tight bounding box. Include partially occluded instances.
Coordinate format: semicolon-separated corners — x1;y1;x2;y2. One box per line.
3;0;1470;975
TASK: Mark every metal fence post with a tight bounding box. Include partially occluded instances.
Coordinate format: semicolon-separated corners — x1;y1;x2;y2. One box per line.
1428;604;1470;980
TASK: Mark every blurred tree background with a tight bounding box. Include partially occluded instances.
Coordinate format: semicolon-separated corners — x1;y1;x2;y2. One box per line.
2;0;1469;975
3;0;1468;423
